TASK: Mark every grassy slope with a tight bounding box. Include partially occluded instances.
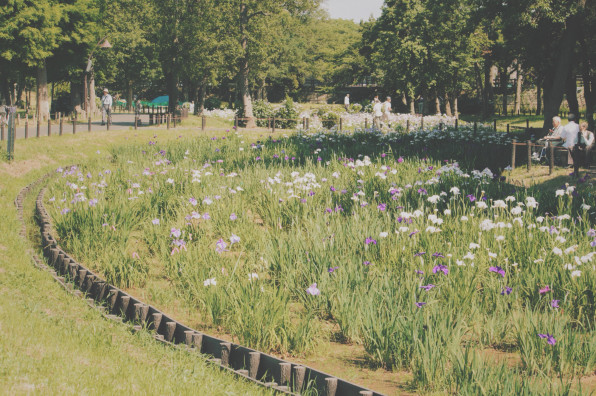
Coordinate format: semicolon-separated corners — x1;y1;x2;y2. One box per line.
0;125;269;395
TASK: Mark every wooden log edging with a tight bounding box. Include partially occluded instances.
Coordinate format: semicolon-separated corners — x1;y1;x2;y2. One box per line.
16;176;384;396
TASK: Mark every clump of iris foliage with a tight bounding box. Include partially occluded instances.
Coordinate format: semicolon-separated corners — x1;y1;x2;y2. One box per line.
46;127;596;393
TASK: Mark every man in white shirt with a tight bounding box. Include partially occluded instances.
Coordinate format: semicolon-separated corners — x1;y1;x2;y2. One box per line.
382;97;392;123
561;113;579;167
344;94;350;111
101;88;113;125
373;99;383;129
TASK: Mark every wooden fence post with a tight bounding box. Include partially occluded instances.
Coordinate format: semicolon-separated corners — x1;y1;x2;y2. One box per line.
339;117;343;132
507;124;510;134
549;142;554;175
234;115;238;129
406;119;410;133
511;139;517;169
25;116;29;139
455;118;458;131
493;119;497;132
527;140;532;171
48;119;51;136
365;118;368;129
526;119;530;130
272;117;276;133
134;116;138;130
72;117;76;134
59;114;63;136
202;115;206;131
167;114;170;129
473;122;477;137
0;122;4;141
88;117;92;132
420;116;424;130
36;116;40;138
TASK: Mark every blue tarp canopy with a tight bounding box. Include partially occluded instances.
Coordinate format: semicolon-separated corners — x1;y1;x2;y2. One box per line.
151;95;169;105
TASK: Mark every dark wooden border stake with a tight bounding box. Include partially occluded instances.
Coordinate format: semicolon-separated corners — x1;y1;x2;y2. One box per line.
511;139;517;169
526;140;532;171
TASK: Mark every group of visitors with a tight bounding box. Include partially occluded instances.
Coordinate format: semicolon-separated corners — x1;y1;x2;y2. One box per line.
343;94;392;129
540;113;594;175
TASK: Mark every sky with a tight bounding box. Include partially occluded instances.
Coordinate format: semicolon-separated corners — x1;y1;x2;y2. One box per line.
323;0;384;22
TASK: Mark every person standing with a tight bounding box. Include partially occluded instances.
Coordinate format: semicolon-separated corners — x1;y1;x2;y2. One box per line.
572;121;595;174
373;98;383;129
101;88;112;125
382;96;392;124
344;94;350;111
561;113;580;168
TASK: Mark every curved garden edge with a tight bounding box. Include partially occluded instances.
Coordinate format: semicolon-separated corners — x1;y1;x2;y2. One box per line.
15;173;382;396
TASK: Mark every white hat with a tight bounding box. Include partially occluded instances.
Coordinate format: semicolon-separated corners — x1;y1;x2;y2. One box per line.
103;88;108;93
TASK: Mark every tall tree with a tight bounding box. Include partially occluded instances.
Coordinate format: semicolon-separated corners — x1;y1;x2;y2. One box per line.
0;0;63;118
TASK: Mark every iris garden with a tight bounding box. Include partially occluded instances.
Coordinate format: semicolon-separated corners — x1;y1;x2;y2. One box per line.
45;125;595;393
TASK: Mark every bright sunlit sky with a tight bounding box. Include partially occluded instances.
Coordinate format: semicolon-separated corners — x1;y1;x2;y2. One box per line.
323;0;384;21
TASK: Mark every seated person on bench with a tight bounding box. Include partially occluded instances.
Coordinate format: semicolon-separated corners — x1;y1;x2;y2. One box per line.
539;116;564;147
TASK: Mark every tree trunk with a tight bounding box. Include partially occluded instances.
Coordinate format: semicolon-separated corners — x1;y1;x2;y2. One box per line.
0;76;10;105
536;77;542;116
239;3;255;128
482;60;493;118
126;81;133;112
565;71;579;116
16;73;24;107
409;94;415;115
474;62;484;102
500;67;508;116
444;92;452;117
89;75;96;114
166;71;178;114
37;62;50;120
434;90;441;114
580;39;594;131
514;62;522;115
542;14;582;130
198;81;206;114
70;81;82;115
453;96;458;119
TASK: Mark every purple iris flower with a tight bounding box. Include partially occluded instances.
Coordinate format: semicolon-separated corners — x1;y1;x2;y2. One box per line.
433;264;449;275
415;302;426;308
501;286;513;295
432;252;444;258
377;203;387;211
417;188;427;195
489;266;506;277
365;237;377;245
551;300;560;308
363;261;372;266
409;230;420;238
467;194;476;202
538;333;556;345
328;266;339;273
539;285;551;295
414;252;426;257
419;284;435;291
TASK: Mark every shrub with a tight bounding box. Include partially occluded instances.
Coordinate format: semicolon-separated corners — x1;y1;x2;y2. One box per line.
274;97;300;129
204;96;223;110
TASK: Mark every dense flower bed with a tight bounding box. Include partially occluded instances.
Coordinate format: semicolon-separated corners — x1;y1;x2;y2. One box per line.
46;132;595;393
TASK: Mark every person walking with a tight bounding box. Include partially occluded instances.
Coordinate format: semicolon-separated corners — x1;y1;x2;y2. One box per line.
382;96;392;124
373;99;383;130
101;88;113;125
561;113;579;168
344;94;350;111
